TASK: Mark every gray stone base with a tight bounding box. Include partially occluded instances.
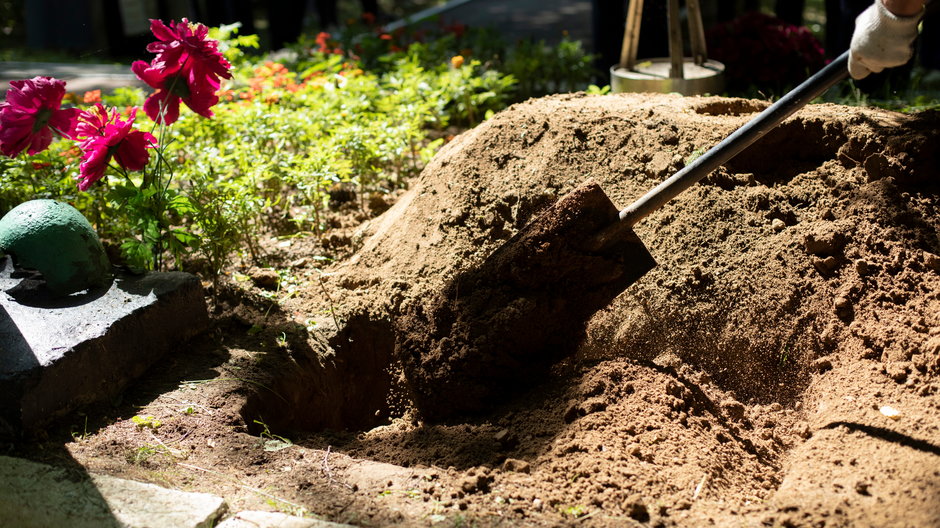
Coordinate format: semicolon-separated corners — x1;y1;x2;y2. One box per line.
0;257;209;434
0;455;227;528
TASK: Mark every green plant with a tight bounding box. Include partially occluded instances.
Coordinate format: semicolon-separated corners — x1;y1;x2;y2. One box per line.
559;504;588;518
210;22;260;67
126;442;179;465
254;419;293;452
504;35;596;100
0;19;235;272
0;17;593;281
127;444;160;464
131;415;163;431
586;84;611;95
101;87;146;108
265;497;310;517
71;415;90;442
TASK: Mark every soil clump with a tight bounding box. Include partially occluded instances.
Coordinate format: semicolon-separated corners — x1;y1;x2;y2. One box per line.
396;181;655;419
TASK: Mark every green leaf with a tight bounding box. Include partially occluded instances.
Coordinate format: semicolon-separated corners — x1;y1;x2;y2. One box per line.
263;439;293;452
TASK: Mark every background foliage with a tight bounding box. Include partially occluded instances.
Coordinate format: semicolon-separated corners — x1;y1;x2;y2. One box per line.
0;20;597;277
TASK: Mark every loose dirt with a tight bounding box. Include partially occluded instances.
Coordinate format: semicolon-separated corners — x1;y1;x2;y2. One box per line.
10;93;940;527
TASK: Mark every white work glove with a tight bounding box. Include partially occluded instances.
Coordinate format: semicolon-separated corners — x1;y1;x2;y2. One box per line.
848;1;924;79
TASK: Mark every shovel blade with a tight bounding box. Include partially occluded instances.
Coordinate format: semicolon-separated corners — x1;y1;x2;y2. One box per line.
396;180;656;420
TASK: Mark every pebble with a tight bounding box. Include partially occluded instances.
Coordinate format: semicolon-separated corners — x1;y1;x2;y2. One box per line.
249;268;279;290
795;423;812;439
623;495;650;522
813;357;833;373
855;259;873;276
771;218;786;232
879;405;901;420
720;398;746;420
501;458;531;474
834;295;853;320
493;428;512;445
803;230;846;256
925;252;940;272
814;256;840;275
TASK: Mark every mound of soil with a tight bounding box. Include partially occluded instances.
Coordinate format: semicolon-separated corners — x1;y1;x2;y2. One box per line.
12;93;940;527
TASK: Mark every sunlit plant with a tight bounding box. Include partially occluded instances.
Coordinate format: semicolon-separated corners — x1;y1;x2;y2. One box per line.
0;16;588;279
0;18;232;271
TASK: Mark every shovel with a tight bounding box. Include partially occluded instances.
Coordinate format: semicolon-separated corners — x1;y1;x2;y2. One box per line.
397;52;850;420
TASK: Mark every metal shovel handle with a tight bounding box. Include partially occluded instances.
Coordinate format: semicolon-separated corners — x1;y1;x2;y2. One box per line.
620;51;850;227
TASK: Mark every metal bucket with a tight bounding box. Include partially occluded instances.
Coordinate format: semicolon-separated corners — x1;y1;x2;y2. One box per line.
610;58;725;96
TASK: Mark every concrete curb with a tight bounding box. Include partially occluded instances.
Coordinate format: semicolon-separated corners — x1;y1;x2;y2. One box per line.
0;455;227;528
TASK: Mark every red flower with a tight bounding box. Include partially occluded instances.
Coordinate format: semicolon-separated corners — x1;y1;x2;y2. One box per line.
706;13;826;92
132;18;232;124
145;18;231;85
132;60;221;124
75;104;157;191
0;76;79;157
315;32;335;54
442;22;466;39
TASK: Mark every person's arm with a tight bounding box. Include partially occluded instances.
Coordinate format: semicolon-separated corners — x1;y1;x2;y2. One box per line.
882;0;925;16
848;0;925;79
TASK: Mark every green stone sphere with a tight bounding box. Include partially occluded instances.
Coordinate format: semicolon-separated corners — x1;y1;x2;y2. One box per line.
0;199;110;295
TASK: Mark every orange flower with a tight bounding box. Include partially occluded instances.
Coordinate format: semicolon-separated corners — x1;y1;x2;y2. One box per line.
379;33;392;41
450;55;465;69
315;32;332;53
64;145;82;164
83;90;102;104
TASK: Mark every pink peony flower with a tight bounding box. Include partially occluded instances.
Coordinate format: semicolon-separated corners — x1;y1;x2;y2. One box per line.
75;104;157;191
0;76;80;157
131;60;221;124
145;18;231;83
132;18;232;125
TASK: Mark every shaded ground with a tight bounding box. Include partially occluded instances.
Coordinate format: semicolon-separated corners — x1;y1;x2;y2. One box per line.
8;93;940;527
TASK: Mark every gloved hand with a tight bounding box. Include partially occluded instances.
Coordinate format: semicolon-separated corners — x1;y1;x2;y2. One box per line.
848;1;924;80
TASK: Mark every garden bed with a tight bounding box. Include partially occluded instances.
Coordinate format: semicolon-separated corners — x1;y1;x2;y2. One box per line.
12;92;940;527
